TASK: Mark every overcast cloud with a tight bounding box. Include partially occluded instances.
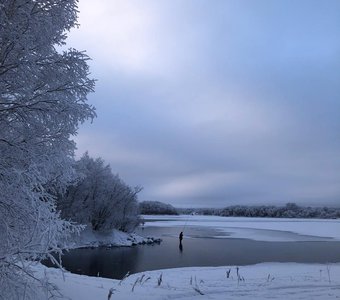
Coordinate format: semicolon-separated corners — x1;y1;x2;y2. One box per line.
68;0;340;207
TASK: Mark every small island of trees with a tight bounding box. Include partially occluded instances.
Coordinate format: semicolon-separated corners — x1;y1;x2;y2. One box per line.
139;201;178;215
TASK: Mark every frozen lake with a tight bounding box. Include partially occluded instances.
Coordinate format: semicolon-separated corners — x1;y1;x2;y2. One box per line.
52;216;340;279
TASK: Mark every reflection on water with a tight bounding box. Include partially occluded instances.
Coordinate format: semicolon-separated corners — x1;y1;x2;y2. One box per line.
44;226;340;279
179;241;183;253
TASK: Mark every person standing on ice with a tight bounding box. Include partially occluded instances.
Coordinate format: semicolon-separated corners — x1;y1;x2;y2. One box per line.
179;231;184;252
179;231;183;243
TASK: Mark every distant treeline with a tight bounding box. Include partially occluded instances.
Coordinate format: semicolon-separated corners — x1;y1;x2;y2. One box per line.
139;201;178;215
177;203;340;219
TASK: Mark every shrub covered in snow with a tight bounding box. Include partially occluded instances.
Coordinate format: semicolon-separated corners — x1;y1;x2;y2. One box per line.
58;153;142;232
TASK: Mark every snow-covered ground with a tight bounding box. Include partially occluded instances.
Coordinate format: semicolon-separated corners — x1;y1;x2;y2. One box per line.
143;215;340;242
36;262;340;299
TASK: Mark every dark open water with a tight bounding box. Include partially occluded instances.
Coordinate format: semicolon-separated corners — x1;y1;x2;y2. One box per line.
43;225;340;279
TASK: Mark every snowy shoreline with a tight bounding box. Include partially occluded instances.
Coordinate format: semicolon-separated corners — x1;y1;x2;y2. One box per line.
36;262;340;299
65;226;161;249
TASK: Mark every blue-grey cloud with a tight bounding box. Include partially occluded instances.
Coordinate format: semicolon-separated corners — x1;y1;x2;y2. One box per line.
71;0;340;207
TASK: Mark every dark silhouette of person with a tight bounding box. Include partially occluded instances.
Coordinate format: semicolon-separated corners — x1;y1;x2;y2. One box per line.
179;231;183;242
179;231;184;252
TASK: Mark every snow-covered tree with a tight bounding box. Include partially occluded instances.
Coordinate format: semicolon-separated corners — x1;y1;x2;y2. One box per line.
58;153;141;232
0;1;95;299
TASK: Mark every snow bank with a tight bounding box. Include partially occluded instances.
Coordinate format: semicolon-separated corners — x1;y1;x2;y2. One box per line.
66;226;160;248
143;215;340;242
34;262;340;299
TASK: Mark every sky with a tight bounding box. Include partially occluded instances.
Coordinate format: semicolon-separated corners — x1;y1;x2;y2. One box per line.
67;0;340;208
